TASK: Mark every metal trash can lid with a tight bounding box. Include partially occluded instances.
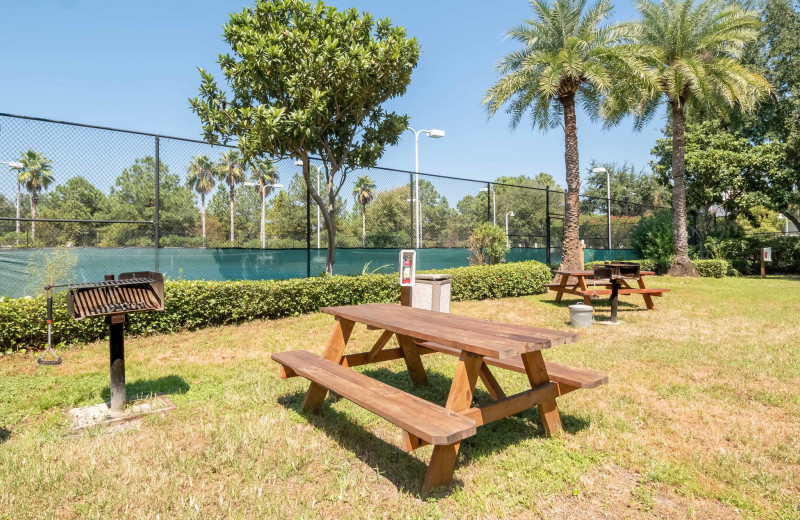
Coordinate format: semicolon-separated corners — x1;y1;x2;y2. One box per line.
415;274;452;281
569;304;593;312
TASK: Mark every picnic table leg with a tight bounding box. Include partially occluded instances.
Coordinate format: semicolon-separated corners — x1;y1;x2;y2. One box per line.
637;276;655;310
553;274;568;303
576;275;592;305
302;318;355;413
423;351;482;493
396;334;429;385
520;351;563;437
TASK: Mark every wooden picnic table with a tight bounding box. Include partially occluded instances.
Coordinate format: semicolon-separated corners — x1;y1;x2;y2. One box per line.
272;303;608;492
547;270;669;310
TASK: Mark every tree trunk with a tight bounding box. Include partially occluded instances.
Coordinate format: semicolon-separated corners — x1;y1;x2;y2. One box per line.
559;94;583;271
668;101;699;277
302;158;336;275
361;209;366;247
229;184;235;246
30;192;37;243
201;193;207;247
782;210;800;232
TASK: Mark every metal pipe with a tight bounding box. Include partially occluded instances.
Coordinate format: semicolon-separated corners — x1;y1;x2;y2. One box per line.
607;169;612;250
108;318;126;413
154;137;161;272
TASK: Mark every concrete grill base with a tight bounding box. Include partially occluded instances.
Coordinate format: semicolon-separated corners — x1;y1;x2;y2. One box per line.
68;394;176;432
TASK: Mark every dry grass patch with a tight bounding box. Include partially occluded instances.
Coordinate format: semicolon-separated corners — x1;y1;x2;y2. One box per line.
1;275;799;518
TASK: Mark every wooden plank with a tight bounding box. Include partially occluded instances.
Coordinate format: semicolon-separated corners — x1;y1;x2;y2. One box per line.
321;305;523;359
637;275;655;310
461;383;558;427
273;350;476;445
521;351;562;436
302;318;354;413
396;334;428;385
417;341;608;389
478;362;506;401
553;273;569;303
367;330;394;362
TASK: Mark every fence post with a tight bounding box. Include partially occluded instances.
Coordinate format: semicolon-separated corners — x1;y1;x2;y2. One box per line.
545;186;551;265
409;172;415;248
306;184;311;278
486;182;492;223
154;136;160;272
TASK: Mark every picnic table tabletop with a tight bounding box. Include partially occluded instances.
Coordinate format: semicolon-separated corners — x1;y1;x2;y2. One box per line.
321;303;579;359
556;270;656;277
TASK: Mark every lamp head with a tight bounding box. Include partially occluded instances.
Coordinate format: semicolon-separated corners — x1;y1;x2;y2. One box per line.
592;167;607;174
8;162;23;168
426;129;445;139
293;159;303;166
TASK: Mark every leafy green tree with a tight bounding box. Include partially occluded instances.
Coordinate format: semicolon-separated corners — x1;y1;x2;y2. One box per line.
216;150;246;245
265;173;308;248
39;176;106;246
361;184;412;248
582;161;670;212
483;0;654;271
186;155;216;246
13;150;54;243
190;0;420;274
250;159;279;248
468;223;509;265
98;157;197;246
634;0;772;275
352;175;377;247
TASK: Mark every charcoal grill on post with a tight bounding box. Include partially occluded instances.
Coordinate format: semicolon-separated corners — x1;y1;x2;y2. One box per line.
66;272;164;413
592;262;640;323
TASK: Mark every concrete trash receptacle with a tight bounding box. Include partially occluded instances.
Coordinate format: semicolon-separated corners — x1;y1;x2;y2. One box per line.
411;274;452;313
569;304;594;327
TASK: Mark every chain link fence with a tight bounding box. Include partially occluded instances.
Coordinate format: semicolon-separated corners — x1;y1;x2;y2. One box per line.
0;113;663;297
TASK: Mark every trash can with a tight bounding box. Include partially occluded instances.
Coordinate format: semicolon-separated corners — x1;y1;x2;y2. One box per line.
569;304;594;328
411;274;452;313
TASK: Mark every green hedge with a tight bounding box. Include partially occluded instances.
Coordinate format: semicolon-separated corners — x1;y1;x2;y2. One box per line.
718;236;800;275
0;260;553;352
585;258;729;278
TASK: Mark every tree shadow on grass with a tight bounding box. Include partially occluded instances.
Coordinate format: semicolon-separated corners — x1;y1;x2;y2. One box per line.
277;368;590;497
0;427;10;444
101;375;190;402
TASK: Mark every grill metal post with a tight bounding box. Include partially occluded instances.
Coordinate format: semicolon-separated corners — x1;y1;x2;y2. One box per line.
108;316;126;413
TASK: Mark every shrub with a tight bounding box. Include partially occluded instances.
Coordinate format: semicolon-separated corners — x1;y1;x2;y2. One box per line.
693;259;728;278
468;223;509;265
630;211;674;263
0;260;552;352
718;235;800;275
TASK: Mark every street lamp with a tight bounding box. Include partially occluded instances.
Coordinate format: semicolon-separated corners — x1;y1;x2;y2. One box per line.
406;127;445;248
592;167;611;249
505;211;515;248
295;159;323;248
480;186;496;226
244;181;283;249
1;161;24;235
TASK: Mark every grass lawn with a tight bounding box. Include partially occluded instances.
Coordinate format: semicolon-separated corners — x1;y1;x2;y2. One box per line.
1;275;799;519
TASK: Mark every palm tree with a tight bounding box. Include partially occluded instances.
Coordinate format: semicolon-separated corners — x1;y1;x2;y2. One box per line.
635;0;771;276
186;155;216;246
13;150;54;243
250;159;279;249
352;175;377;247
483;0;655;271
216;150;246;245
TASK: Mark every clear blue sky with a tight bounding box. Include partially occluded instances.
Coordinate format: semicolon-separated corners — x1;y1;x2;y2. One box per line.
0;0;665;186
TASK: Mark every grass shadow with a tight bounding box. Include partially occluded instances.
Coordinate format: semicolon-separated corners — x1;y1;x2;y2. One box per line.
101;375;190;401
0;427;10;444
277;367;591;496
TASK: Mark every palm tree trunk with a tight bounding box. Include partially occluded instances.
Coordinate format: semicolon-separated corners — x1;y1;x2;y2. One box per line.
559;94;583;271
201;193;207;247
30;192;37;243
229;184;235;246
361;208;366;247
668;101;699;277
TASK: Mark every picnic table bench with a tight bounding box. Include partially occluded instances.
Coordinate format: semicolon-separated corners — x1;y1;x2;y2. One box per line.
272;303;607;492
546;270;669;310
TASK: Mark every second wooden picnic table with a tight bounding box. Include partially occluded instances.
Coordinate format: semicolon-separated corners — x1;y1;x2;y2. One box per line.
272;303;608;492
547;270;669;310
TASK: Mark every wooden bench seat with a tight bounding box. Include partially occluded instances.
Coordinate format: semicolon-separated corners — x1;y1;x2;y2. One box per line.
271;350;477;446
415;341;608;395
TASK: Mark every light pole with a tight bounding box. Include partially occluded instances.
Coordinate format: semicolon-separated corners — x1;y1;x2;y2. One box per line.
295;159;323;248
481;186;496;226
406;127;445;248
1;161;24;235
593;167;611;249
244;181;283;249
505;211;515;248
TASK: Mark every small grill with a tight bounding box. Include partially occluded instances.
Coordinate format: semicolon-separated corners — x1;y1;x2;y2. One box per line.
67;272;164;320
592;262;641;323
65;272;165;413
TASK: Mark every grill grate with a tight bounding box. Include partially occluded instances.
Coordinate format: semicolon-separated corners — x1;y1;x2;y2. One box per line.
66;272;164;320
